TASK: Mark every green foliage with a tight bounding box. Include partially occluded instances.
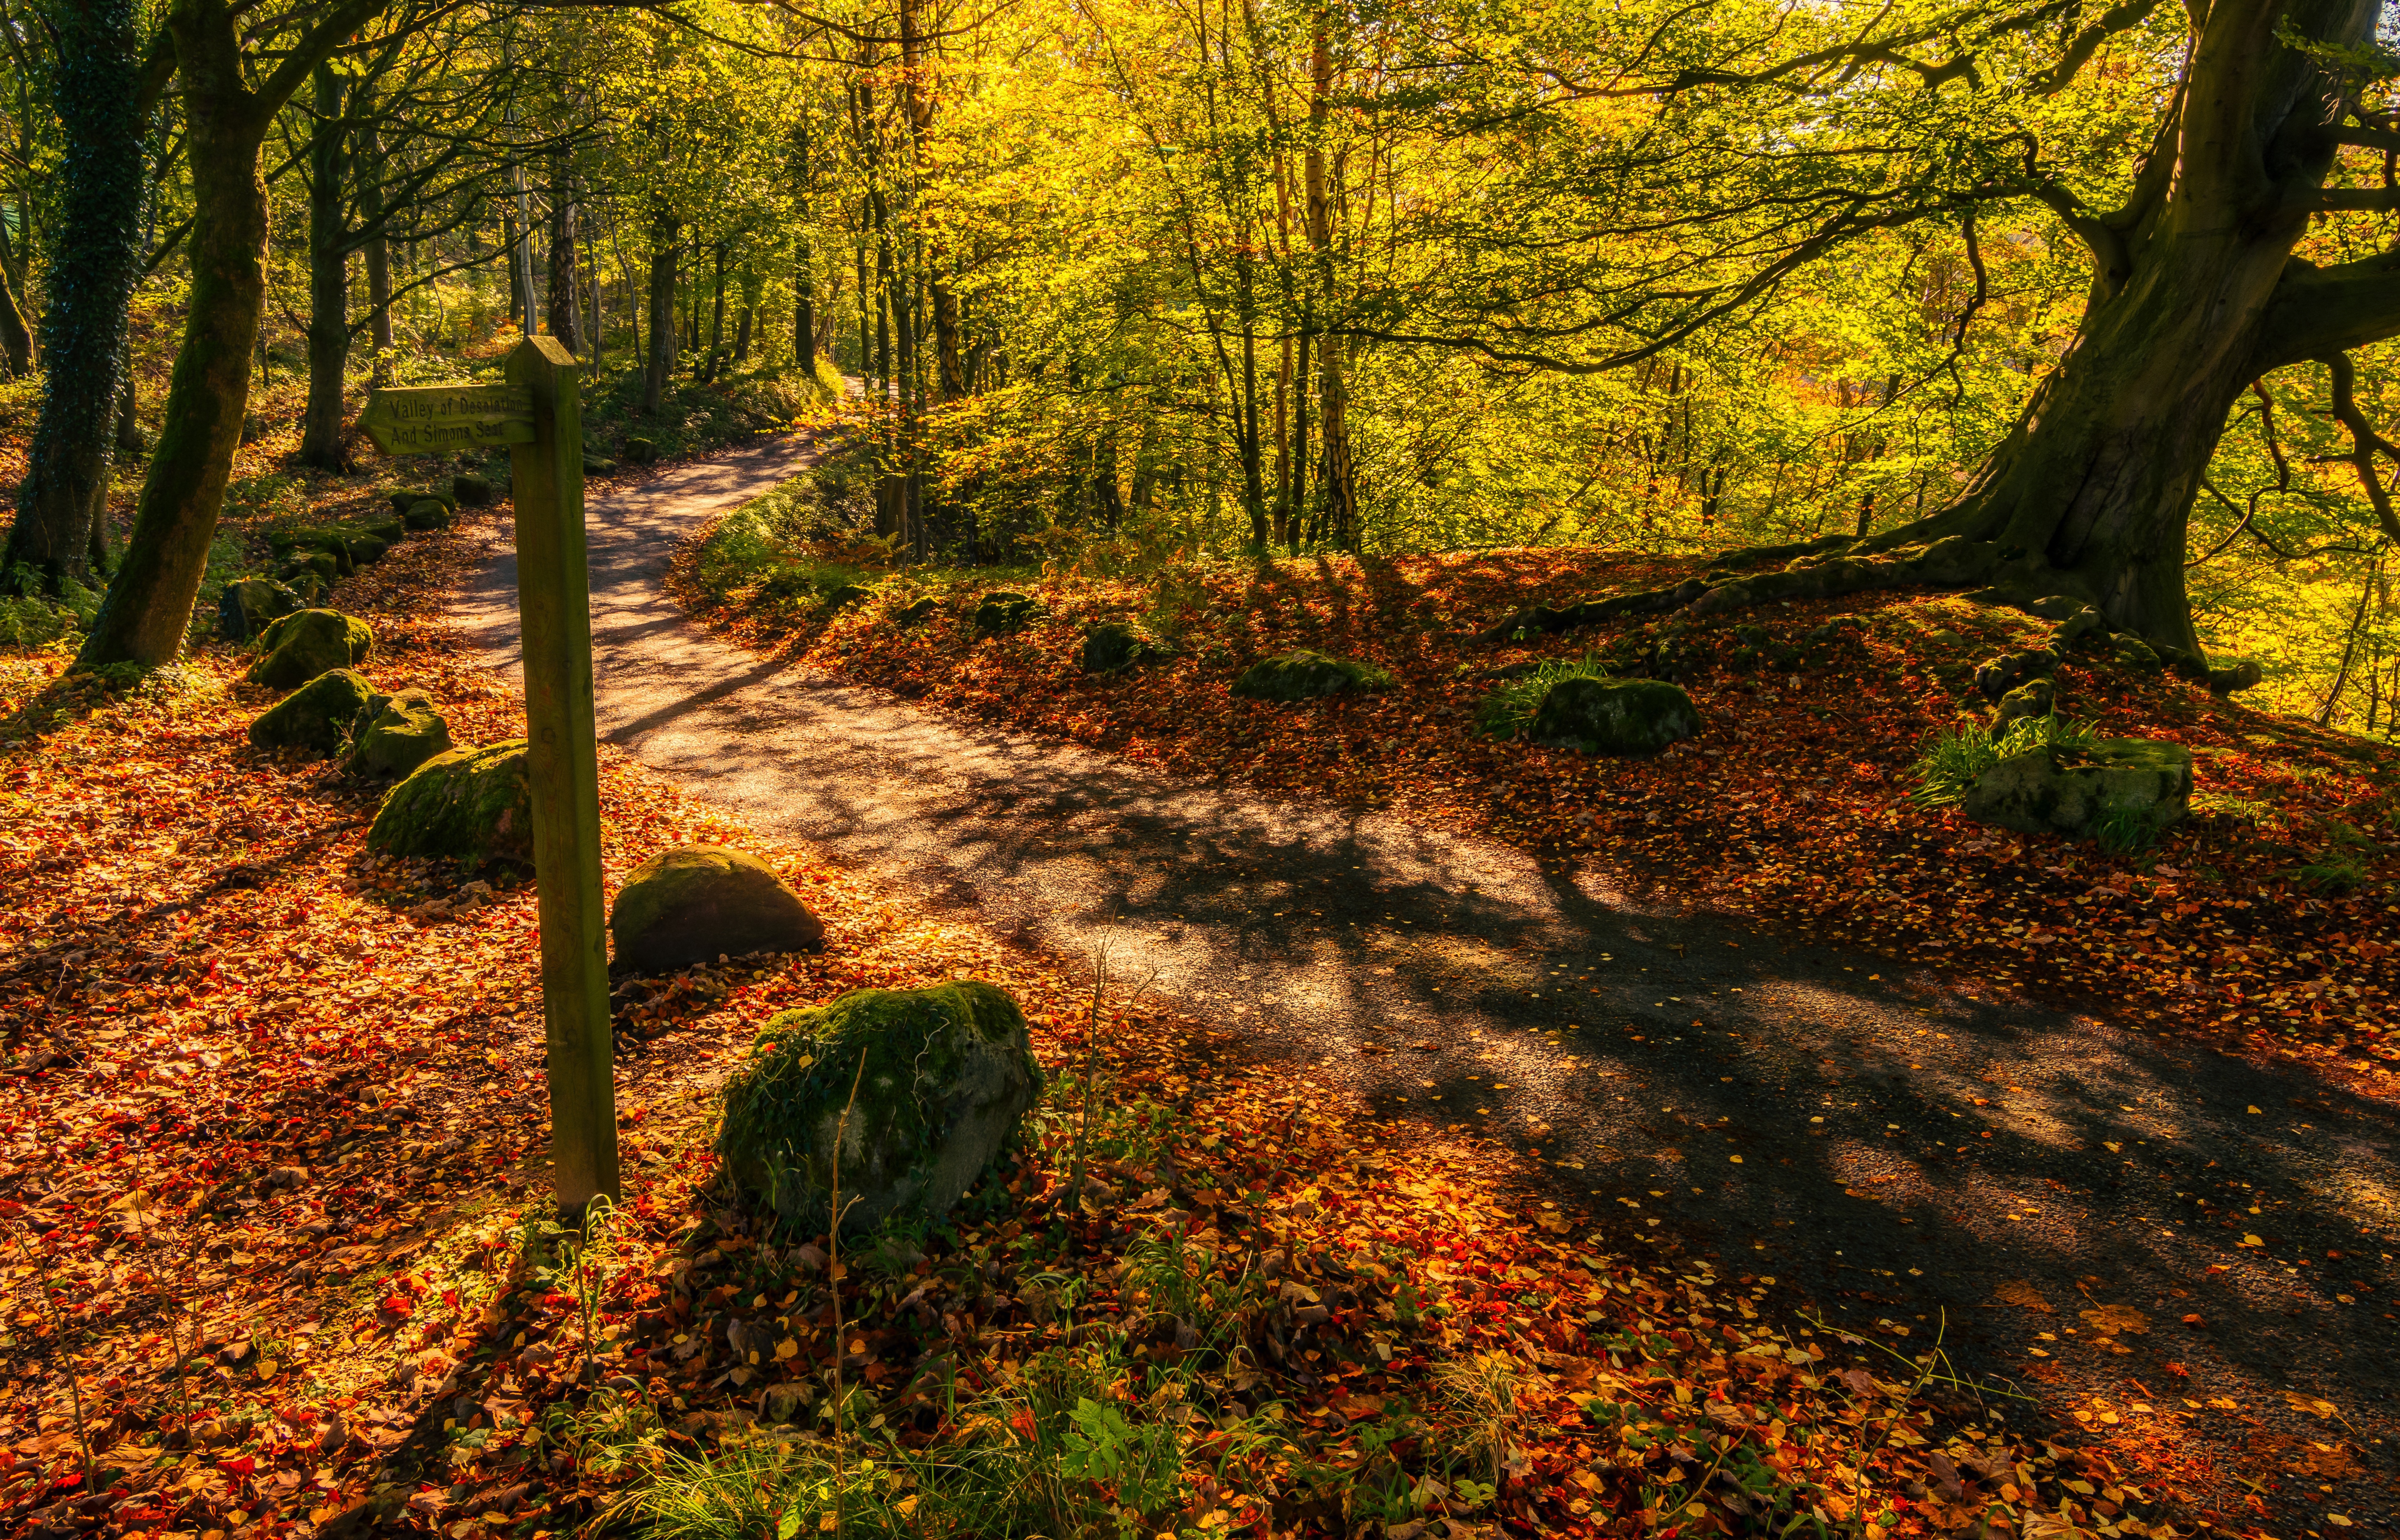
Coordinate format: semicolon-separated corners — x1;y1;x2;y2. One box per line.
1910;713;2101;808
2282;819;2378;890
687;475;899;617
1475;654;1610;741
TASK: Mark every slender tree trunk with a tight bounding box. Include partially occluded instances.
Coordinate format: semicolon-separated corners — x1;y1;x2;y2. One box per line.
360;114;393;383
546;154;581;356
1304;22;1355;552
795;243;817;372
642;208;677;412
297;63;350;470
78;0;283;667
0;260;32;378
703;241;726;380
3;0;147;590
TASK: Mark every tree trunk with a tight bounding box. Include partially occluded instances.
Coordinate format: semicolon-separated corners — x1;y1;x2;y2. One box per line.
795;241;816;372
1303;20;1355;552
546;156;581;357
0;260;32;378
642;208;676;412
2;0;148;590
1578;0;2400;653
298;62;350;470
78;0;275;667
360;115;393;382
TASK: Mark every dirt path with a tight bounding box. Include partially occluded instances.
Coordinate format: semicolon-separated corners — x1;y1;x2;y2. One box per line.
459;434;2400;1523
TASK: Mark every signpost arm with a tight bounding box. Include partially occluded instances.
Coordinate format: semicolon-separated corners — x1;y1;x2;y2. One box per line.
505;335;620;1213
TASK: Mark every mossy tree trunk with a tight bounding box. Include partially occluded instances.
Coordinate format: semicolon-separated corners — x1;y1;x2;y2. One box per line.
77;0;390;668
0;0;150;591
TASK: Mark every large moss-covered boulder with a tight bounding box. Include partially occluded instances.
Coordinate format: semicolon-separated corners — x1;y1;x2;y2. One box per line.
1962;738;2193;840
716;982;1043;1231
973;591;1039;636
1231;650;1393;701
1528;676;1699;755
610;846;825;972
247;609;374;690
345;688;451;778
347;532;390;566
217;576;302;643
366;740;533;865
247;668;375;757
452;472;493;507
1080;621;1173;676
402;498;454;532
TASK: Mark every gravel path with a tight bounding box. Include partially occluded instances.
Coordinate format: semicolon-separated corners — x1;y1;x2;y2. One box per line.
459;433;2400;1525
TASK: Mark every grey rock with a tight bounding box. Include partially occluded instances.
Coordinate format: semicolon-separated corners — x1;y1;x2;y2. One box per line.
1962;738;2194;839
609;845;825;973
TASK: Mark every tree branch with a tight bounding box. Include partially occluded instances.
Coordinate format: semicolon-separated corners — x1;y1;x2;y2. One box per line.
2324;352;2400;545
2256;252;2400;369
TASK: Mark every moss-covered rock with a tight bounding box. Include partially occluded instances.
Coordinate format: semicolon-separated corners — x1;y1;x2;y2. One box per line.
824;582;873;610
1961;738;2193;840
1972;647;2057;701
2210;658;2265;695
974;591;1039;636
2111;634;2164;672
623;436;658;465
402;498;454;532
348;532;390;566
610;845;826;972
366;740;533;865
346;688;451;779
452;472;493;507
1231;650;1394;701
247;668;375;757
217;576;302;643
268;527;356;576
1080;620;1173;676
1994;677;2055;730
715;981;1043;1230
1528;676;1698;755
247;609;374;690
364;515;405;544
893;596;941;628
281;550;340;586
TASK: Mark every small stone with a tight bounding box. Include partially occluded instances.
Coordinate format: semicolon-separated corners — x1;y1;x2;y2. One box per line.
217;576;302;643
347;688;451;779
1080;620;1173;675
1231;650;1392;700
246;609;374;691
1993;677;2055;729
452;472;493;507
248;668;375;758
715;981;1043;1231
973;591;1039;636
366;741;534;866
609;846;825;973
1528;676;1699;755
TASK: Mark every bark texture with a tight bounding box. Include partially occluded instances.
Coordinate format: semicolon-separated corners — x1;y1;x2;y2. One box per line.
1;0;148;589
298;62;350;470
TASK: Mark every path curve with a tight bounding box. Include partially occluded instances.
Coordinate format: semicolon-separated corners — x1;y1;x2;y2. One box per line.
458;433;2400;1518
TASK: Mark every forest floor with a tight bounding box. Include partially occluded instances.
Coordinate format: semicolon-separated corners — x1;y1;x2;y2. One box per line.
0;421;2391;1540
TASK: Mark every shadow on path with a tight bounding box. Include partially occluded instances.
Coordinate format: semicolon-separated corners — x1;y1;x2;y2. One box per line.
456;436;2400;1521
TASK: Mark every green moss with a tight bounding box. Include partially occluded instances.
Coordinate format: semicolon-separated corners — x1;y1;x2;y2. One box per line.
246;667;374;757
974;592;1040;636
245;609;374;690
716;981;1043;1232
365;739;532;865
1082;620;1174;676
345;687;451;778
1231;650;1392;701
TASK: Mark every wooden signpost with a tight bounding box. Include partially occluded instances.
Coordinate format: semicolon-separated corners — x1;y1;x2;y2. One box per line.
361;337;619;1215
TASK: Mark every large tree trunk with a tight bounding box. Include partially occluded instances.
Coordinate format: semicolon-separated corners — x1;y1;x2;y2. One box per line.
78;0;276;668
1;0;148;591
1563;0;2400;653
297;62;350;470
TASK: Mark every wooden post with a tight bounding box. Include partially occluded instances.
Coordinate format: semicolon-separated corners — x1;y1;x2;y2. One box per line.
358;345;618;1213
505;335;619;1213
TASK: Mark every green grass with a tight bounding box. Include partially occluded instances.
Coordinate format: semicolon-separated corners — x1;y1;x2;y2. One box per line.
1909;712;2100;808
1475;653;1611;740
